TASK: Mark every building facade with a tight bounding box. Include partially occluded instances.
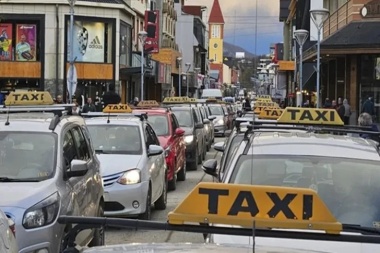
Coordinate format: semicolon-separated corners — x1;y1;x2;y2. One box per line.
0;0;135;105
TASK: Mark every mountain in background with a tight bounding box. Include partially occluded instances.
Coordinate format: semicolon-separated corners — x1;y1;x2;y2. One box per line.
223;41;255;58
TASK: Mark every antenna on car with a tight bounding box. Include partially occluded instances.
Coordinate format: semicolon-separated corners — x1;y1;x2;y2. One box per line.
107;112;110;124
252;220;256;253
4;104;10;126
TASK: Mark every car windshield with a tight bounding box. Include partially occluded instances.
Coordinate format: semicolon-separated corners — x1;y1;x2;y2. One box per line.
172;110;193;127
87;125;142;155
147;115;169;136
229;155;380;228
0;132;56;181
208;106;224;116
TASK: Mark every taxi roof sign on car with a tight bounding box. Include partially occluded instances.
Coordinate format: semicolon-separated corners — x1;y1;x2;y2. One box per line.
162;96;197;104
136;100;160;108
258;107;283;120
102;104;133;113
5;91;55;106
277;107;344;125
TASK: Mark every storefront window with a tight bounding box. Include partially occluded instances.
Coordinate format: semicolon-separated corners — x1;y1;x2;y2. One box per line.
120;22;132;67
0;21;41;62
66;18;114;64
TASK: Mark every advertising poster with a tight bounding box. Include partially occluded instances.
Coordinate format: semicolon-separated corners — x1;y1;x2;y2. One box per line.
68;21;105;63
0;24;12;61
16;24;37;61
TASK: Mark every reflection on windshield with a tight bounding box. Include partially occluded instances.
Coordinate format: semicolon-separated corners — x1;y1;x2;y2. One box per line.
0;132;56;181
172;110;193;127
230;155;380;227
87;125;142;154
208;106;224;115
148;115;169;136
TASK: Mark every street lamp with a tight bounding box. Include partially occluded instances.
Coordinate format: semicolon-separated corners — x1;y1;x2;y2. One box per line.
294;29;309;106
185;63;191;96
176;57;182;96
138;30;148;101
67;0;76;104
310;8;329;108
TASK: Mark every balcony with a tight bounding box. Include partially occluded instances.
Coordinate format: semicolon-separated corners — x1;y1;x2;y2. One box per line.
323;0;364;38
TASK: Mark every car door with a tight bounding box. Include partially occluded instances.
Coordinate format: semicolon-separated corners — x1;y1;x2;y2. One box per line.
191;108;204;155
145;124;163;202
171;113;185;172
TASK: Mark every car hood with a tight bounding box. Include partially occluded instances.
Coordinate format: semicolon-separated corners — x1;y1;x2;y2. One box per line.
212;230;380;253
157;136;170;148
81;242;328;253
97;154;142;176
0;179;57;209
181;127;193;136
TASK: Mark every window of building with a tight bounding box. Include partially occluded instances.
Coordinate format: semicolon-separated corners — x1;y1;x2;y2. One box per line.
65;16;115;64
211;25;220;38
120;22;132;67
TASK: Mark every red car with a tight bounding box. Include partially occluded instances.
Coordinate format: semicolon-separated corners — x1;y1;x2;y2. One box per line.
133;103;186;191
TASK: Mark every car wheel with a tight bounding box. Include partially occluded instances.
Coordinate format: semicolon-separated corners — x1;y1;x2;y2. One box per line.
155;176;167;210
139;186;152;220
190;149;198;171
88;204;105;247
177;162;186;181
168;173;176;191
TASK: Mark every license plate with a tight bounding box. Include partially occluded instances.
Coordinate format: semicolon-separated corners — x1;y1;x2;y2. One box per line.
104;192;110;201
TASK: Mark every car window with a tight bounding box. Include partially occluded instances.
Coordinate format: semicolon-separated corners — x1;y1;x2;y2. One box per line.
208;106;223;115
71;127;90;161
87;125;142;155
146;124;160;146
63;131;79;171
199;107;206;120
193;109;201;124
147;115;169;136
171;114;179;132
172;110;193;127
220;135;244;175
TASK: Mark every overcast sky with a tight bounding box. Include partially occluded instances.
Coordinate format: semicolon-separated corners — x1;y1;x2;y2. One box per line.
184;0;283;55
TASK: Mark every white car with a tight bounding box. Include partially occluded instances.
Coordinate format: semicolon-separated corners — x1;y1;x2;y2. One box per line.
85;114;167;220
0;209;18;253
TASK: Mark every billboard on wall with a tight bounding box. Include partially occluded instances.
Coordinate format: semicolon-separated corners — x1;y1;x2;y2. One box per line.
144;10;160;54
0;24;13;61
15;24;37;61
68;21;105;63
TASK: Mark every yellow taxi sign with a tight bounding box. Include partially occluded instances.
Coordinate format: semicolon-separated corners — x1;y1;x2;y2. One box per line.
255;101;277;108
277;107;344;125
5;91;54;106
136;100;160;107
259;108;284;119
168;183;342;233
254;106;278;114
257;95;272;100
102;104;132;113
162;97;197;103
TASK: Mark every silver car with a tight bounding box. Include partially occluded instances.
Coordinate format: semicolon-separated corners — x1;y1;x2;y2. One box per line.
85;115;167;220
0;109;104;253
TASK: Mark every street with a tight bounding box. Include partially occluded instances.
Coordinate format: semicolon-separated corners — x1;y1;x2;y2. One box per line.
105;137;225;245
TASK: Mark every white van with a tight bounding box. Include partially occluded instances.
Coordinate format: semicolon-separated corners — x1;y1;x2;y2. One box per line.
201;89;223;100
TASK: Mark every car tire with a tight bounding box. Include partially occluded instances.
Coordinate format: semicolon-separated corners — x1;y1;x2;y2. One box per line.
177;162;186;181
168;173;176;191
189;149;198;171
155;175;167;210
88;204;105;247
139;186;152;220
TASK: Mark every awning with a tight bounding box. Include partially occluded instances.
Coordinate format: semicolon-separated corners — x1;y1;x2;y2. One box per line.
303;21;380;61
301;63;316;91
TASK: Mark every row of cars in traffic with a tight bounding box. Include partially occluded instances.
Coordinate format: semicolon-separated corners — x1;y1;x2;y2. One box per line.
0;91;241;253
61;95;380;252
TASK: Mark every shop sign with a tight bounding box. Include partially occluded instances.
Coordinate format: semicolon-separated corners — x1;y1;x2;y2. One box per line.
144;10;160;54
278;60;295;71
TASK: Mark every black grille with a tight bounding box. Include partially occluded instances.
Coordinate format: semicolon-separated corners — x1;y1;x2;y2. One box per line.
105;201;125;211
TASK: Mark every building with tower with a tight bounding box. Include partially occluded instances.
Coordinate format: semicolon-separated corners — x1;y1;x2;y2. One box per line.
208;0;225;87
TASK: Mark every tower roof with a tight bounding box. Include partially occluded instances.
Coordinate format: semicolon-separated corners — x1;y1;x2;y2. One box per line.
208;0;224;24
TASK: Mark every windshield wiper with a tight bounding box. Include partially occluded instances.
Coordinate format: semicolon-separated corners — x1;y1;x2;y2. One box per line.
95;149;109;154
0;177;39;182
343;224;380;235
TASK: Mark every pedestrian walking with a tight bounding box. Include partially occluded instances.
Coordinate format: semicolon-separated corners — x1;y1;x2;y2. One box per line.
342;99;351;125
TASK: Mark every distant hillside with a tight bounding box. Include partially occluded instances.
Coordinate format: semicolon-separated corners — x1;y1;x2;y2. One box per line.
223;41;255;58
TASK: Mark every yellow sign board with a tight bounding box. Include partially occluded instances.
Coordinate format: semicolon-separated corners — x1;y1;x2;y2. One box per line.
259;108;284;119
257;95;272;100
278;60;295;71
168;183;342;233
277;107;344;125
163;97;197;103
255;102;277;108
254;106;278;114
5;91;54;106
136;100;160;107
102;104;132;113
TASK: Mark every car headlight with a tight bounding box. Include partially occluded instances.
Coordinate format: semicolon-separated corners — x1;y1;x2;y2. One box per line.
23;192;60;229
184;135;194;144
164;146;171;158
214;119;224;126
117;169;141;185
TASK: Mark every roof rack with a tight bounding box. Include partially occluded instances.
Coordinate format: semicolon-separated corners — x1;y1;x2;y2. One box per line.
81;112;148;121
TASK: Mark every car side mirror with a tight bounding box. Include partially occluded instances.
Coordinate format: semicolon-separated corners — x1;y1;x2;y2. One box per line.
195;123;204;129
202;159;218;177
213;142;225;152
175;128;185;137
203;119;210;124
67;159;88;178
148;144;164;156
208;116;216;121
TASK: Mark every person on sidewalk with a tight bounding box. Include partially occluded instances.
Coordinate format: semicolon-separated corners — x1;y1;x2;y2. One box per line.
82;97;97;113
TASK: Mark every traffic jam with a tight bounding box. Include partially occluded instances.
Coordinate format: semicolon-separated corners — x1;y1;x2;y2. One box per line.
1;91;380;253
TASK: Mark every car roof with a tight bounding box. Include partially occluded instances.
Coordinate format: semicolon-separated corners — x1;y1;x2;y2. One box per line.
170;106;192;111
133;108;169;114
84;116;142;126
245;131;380;161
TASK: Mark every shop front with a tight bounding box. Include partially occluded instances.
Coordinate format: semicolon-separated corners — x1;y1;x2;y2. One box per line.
0;15;45;99
64;15;116;105
157;62;173;101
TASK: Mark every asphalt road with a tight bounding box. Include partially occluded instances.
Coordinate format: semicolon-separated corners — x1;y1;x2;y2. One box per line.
105;137;225;245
